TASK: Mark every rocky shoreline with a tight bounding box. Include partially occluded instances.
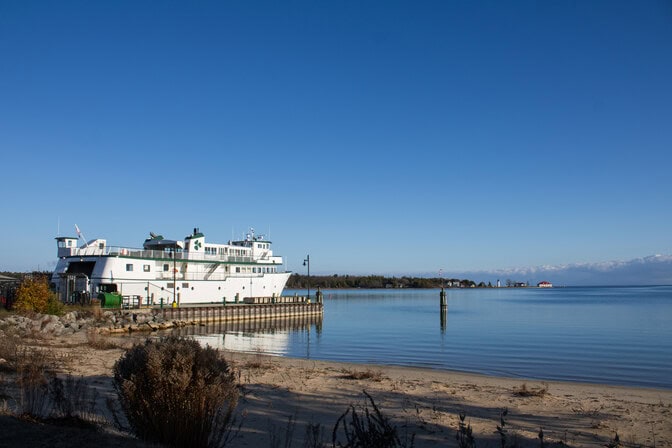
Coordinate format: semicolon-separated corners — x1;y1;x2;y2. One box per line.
0;309;205;338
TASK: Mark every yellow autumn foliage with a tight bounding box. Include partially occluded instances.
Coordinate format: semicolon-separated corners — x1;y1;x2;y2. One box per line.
13;276;63;315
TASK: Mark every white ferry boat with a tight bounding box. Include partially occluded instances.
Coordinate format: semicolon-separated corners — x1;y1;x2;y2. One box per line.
51;227;292;306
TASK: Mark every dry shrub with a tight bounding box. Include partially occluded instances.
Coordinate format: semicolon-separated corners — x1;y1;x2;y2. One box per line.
65;303;103;320
333;390;413;448
456;412;475;448
113;336;239;448
86;330;121;350
340;369;385;382
512;383;548;398
240;355;274;371
48;375;98;420
0;334;21;372
16;347;55;417
0;335;53;416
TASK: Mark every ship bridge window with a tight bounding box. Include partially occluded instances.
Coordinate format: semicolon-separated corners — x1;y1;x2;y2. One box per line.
99;284;118;293
126;264;133;272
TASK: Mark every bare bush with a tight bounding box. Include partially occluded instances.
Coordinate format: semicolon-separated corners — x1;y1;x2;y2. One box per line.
340;369;385;382
48;375;98;420
456;412;475;448
86;330;122;350
0;334;21;373
332;390;414;448
303;421;327;448
113;336;240;448
512;383;548;398
16;347;54;417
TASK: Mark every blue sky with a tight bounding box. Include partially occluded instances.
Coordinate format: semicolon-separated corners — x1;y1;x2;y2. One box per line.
1;1;671;280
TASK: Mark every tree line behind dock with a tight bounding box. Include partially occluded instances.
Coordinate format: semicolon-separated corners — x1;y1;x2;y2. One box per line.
287;274;487;289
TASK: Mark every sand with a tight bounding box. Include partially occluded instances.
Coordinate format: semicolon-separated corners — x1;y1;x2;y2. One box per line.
2;330;670;448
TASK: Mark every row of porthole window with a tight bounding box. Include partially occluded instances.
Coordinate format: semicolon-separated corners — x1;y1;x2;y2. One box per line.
160;284;264;291
124;263;277;274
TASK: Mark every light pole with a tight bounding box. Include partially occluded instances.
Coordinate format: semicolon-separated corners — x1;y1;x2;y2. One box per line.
303;255;310;300
171;250;176;306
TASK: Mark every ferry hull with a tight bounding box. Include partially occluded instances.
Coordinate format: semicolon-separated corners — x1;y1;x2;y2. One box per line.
51;227;293;306
52;256;291;305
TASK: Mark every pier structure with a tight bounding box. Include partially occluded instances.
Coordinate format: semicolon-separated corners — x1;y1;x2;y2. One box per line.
99;296;322;334
159;300;322;326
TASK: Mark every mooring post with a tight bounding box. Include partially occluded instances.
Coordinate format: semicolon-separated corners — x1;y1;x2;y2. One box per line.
440;287;447;308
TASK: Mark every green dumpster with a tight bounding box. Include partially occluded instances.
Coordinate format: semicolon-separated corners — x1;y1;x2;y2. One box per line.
98;292;122;308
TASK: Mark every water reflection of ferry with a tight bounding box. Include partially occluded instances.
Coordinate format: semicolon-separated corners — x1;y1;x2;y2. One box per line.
171;314;322;356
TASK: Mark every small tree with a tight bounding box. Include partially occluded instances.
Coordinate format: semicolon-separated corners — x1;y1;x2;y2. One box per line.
13;276;63;315
113;336;239;448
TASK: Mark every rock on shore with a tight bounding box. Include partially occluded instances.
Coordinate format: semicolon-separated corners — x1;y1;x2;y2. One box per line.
0;309;171;338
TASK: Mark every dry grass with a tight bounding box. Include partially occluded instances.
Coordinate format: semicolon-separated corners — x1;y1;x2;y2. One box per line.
85;330;122;350
340;368;386;382
65;302;104;321
15;347;55;417
239;357;274;371
512;383;548;398
235;349;277;372
333;390;413;447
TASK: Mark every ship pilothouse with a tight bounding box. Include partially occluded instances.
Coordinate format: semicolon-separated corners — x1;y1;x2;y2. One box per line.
51;226;291;306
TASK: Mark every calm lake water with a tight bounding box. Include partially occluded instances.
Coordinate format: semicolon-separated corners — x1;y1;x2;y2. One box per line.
193;286;672;389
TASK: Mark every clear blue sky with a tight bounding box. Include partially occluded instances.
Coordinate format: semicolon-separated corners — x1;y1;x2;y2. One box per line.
1;1;671;276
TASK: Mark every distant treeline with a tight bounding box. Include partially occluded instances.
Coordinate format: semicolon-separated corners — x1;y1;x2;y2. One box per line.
286;274;494;289
0;271;49;281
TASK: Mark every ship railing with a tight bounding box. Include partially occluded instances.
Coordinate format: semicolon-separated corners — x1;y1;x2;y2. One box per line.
78;246;277;265
155;271;268;281
104;247;259;263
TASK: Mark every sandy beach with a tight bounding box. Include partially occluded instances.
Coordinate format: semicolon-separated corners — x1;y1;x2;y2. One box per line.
2;330;670;448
